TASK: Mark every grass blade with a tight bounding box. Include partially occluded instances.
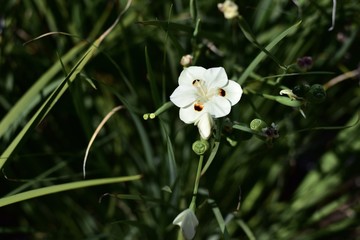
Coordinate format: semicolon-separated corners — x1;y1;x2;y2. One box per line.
0;175;142;207
83;106;124;178
238;21;302;85
208;198;230;239
0;1;132;169
0;42;86;140
201;141;220;176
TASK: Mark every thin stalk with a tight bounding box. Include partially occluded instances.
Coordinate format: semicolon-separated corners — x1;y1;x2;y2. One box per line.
189;154;204;211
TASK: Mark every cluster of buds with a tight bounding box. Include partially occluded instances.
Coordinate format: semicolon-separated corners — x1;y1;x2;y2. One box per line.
250;119;279;142
280;83;326;104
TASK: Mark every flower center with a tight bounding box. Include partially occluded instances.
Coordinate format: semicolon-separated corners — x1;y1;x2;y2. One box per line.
192;79;226;112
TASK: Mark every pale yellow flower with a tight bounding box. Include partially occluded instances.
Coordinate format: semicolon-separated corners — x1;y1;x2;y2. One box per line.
217;0;239;19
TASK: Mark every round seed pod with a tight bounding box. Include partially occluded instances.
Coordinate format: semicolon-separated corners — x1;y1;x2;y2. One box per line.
292;83;310;98
306;84;326;103
250;119;267;132
192;140;209;155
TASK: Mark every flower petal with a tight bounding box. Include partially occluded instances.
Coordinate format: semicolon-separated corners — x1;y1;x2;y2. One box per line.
173;209;199;240
222;80;243;106
179;104;203;124
178;66;206;86
205;96;232;118
204;67;228;89
195;113;213;139
170;85;198;108
172;209;187;226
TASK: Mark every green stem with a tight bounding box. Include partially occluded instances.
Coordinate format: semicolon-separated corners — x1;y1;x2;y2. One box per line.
177;229;184;240
189;154;204;211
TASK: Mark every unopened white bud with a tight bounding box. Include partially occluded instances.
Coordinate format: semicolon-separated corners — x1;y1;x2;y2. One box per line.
180;54;193;67
217;0;239;19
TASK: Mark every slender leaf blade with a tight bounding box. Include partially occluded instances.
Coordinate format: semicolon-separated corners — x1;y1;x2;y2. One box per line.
238;21;302;85
0;175;142;207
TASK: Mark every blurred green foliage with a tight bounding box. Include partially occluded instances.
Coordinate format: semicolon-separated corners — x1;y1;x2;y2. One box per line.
0;0;359;239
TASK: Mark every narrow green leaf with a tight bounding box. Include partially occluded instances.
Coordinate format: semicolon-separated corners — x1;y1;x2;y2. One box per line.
193;18;201;37
242;181;264;213
166;134;177;185
0;0;120;140
190;0;198;24
4;160;68;196
232;124;257;135
237;15;286;69
0;2;132;169
262;94;302;107
208;199;230;239
0;42;86;140
237;219;256;240
201;141;220;176
238;21;302;85
0;49;94;169
0;175;142;207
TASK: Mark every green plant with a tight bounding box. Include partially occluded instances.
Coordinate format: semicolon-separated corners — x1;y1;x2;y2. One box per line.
0;0;359;239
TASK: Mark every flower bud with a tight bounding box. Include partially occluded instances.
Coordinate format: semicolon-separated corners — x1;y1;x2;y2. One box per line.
143;113;156;120
292;83;310;98
306;84;326;103
250;119;267;132
297;56;313;70
180;54;193;67
192;140;209;155
217;0;239;19
262;123;279;140
143;113;149;120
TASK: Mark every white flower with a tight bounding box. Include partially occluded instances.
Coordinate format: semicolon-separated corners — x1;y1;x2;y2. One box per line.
173;209;199;240
217;0;239;19
170;66;242;139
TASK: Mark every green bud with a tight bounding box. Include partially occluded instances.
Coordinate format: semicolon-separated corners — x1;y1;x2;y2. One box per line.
306;84;326;103
250;119;267;132
192;140;209;155
292;83;310;98
143;113;157;120
143;102;174;120
143;114;150;120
